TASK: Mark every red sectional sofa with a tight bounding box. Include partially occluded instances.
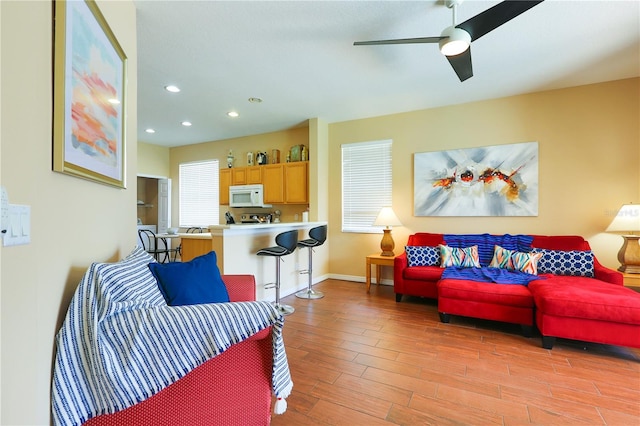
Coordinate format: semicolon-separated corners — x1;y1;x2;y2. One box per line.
394;233;640;350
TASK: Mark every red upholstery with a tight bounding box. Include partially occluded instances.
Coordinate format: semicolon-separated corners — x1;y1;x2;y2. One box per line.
396;233;640;350
530;277;640;349
394;233;444;301
83;275;274;426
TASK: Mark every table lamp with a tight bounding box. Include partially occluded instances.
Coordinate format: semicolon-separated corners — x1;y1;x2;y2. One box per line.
605;204;640;274
373;207;402;256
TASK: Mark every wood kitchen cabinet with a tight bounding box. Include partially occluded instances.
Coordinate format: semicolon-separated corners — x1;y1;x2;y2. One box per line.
219;169;230;205
246;166;262;184
263;164;284;203
220;162;308;205
231;167;247;184
284;161;308;203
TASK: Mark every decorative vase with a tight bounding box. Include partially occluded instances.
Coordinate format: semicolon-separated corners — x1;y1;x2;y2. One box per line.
227;150;234;168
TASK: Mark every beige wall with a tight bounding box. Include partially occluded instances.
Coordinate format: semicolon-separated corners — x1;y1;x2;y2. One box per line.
328;78;640;279
0;1;138;424
169;126;310;225
138;141;170;177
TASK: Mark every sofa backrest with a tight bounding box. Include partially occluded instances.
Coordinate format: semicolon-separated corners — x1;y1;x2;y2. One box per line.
405;233;592;252
530;235;591;251
407;233;445;247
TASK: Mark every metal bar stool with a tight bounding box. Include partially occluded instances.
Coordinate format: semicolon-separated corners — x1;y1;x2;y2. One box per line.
257;229;298;316
295;225;327;299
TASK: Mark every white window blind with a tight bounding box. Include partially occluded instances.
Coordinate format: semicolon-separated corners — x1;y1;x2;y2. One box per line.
179;160;219;227
342;140;392;233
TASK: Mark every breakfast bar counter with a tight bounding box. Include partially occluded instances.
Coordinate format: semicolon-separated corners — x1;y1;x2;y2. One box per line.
179;222;328;301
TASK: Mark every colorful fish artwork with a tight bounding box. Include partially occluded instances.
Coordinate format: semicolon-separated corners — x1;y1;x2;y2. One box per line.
414;142;538;216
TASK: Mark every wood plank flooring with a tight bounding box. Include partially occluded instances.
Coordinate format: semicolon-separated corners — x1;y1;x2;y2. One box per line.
271;280;640;425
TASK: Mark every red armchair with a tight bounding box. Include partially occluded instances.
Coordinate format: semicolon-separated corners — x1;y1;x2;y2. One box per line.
83;275;275;426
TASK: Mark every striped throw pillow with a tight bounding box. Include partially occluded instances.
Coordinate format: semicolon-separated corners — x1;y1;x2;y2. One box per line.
439;245;480;268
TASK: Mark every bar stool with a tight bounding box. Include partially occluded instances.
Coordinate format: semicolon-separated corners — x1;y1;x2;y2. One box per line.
257;229;298;316
295;225;327;299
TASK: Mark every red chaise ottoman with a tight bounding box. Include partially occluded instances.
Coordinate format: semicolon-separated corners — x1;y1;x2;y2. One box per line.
438;278;536;336
529;276;640;349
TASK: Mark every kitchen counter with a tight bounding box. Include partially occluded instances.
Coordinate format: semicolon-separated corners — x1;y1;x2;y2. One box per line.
179;221;328;302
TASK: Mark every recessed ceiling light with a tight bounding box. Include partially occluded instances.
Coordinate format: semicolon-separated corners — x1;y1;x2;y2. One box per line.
181;121;192;126
165;85;181;93
248;97;262;103
145;128;155;134
227;111;239;118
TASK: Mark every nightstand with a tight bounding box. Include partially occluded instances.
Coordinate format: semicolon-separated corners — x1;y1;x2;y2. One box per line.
622;273;640;287
365;253;397;293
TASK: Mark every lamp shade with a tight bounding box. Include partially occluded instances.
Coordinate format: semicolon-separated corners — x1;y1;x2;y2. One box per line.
373;207;402;228
606;204;640;234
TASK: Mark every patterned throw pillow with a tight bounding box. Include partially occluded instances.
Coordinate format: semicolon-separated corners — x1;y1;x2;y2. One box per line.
489;245;515;269
510;250;543;275
405;246;441;267
532;249;595;277
439;245;481;268
489;245;543;275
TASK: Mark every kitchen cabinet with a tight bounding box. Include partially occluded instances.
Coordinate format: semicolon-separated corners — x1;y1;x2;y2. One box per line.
231;167;247;185
220;162;308;205
247;166;262;184
219;169;230;205
284;162;308;203
263;164;284;204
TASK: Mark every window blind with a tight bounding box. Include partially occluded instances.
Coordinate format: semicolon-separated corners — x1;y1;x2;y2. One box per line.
342;140;392;233
179;160;219;227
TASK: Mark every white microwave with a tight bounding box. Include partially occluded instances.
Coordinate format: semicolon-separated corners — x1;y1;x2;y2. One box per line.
229;184;272;208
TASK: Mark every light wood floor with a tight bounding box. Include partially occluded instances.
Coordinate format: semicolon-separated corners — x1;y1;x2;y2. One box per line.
271;279;640;425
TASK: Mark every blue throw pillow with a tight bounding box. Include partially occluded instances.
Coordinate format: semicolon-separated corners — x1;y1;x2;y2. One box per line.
148;251;230;306
532;248;595;277
405;246;441;267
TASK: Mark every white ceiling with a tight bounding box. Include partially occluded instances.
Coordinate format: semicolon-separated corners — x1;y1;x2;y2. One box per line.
134;0;640;148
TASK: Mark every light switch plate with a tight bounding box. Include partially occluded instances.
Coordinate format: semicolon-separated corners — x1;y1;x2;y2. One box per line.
3;204;30;246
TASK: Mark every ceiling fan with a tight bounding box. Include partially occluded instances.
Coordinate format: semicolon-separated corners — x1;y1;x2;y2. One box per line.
354;0;544;82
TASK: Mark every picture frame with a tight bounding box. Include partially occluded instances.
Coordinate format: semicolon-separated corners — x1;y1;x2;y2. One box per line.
414;141;539;217
53;0;127;188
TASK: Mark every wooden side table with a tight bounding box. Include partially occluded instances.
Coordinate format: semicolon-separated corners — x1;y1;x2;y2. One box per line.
622;273;640;287
366;253;397;293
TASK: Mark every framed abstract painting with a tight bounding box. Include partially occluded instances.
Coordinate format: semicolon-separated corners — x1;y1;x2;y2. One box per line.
414;142;539;216
53;0;127;188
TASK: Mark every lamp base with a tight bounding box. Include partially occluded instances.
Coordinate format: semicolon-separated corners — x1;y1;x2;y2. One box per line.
617;235;640;274
379;229;395;257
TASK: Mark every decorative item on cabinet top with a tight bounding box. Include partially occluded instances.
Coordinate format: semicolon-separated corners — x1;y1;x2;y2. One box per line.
256;152;268;165
289;145;308;162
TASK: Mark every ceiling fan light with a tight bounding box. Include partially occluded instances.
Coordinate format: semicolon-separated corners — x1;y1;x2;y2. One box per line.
439;26;471;56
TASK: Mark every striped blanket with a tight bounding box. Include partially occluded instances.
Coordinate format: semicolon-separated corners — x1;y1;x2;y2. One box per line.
444;233;533;266
52;247;292;426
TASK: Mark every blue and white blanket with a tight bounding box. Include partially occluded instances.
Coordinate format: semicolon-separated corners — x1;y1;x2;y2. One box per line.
52;247;292;426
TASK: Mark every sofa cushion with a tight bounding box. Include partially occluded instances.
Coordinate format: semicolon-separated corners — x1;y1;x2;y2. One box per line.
439;245;481;268
149;251;230;306
529;277;640;324
438;278;534;308
403;265;444;281
490;245;542;275
405;246;441;267
532;248;594;277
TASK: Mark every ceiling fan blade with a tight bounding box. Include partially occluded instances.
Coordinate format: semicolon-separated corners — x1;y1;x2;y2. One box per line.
457;0;544;42
446;48;473;82
354;36;444;46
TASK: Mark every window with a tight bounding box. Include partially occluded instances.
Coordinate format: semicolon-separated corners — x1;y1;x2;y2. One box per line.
179;160;219;227
342;139;392;233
